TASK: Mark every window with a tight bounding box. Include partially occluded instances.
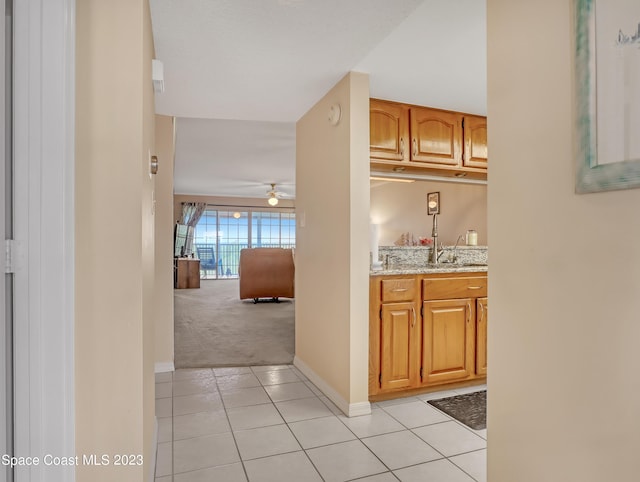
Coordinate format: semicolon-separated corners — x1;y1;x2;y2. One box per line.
194;208;295;279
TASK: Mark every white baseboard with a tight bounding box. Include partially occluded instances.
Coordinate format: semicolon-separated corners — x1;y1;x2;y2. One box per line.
150;417;158;482
155;361;175;373
293;356;371;418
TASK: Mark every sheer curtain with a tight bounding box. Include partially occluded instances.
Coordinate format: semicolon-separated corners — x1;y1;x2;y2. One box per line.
179;202;206;227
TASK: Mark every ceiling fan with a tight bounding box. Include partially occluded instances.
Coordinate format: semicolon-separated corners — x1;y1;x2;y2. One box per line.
266;183;288;206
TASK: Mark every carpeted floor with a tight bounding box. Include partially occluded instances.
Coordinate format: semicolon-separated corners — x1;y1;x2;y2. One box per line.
428;390;486;430
174;279;294;368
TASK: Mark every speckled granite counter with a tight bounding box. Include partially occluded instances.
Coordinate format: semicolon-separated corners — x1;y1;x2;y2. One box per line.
370;245;488;276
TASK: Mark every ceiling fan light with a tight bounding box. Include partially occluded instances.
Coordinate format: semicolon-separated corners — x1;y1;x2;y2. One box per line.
268;195;279;206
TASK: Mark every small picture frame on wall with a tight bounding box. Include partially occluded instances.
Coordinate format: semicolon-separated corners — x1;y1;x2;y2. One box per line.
427;192;440;215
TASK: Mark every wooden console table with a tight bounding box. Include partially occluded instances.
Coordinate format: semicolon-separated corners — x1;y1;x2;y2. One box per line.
174;258;200;289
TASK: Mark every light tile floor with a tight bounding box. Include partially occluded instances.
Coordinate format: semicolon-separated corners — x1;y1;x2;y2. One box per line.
155;365;486;482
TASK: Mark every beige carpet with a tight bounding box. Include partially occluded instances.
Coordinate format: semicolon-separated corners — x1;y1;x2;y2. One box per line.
174;279;295;368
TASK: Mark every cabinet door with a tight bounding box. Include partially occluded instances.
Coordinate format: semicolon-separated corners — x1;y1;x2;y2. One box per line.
476;297;488;376
380;302;419;391
463;115;488;169
370;100;410;162
410;107;462;166
422;299;474;384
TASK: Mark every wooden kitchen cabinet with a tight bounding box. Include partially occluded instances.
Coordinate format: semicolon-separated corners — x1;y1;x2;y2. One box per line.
370;99;410;163
380;302;420;391
370;271;488;398
476;297;488;376
410;106;462;167
370;277;420;394
422;298;475;385
463;115;488;169
369;98;487;180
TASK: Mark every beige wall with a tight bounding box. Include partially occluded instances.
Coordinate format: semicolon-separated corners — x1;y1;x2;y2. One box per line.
487;1;640;480
75;1;156;480
155;115;176;369
370;179;487;246
295;72;370;410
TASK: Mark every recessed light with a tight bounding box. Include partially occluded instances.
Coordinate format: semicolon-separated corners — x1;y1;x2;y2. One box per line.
392;166;406;173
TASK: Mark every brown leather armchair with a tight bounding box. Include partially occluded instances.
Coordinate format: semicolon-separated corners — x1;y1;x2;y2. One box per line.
238;248;295;302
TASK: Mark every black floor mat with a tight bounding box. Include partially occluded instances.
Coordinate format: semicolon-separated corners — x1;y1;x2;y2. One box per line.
428;390;486;430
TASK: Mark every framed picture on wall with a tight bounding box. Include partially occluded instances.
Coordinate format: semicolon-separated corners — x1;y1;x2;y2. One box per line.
575;0;640;193
427;192;440;215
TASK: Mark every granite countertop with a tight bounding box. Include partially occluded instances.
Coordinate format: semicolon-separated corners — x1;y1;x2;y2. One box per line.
370;263;488;276
372;245;488;276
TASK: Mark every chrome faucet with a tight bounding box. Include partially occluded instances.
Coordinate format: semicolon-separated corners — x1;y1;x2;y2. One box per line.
451;234;466;263
429;214;445;264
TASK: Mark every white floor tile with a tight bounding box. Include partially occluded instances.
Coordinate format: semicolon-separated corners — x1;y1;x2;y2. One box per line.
338;408;405;438
173;368;214;381
416;390;459;402
265;381;315;402
355;473;400;482
289;415;356;449
234;424;301;460
382;401;450;429
173;432;240;474
226;403;284;431
155;382;173;399
255;368;300;386
157;417;172;443
155;371;172;383
173;463;247;482
319;396;343;416
304;380;324;397
453;385;487;395
173;392;224;416
155;476;172;482
172;376;217;397
290;366;309;381
450;449;487;482
221;386;271;408
413;421;486;457
362;430;442;470
393;458;475;482
375;396;421;408
216;373;262;391
173;409;230;440
156;398;172;418
275;397;333;423
243;451;322;482
155;442;172;477
213;366;253;377
251;364;290;373
306;439;387;482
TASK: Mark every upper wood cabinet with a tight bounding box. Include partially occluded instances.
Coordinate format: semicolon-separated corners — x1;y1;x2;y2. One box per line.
369;99;409;163
410;107;462;167
463;115;488;169
369;98;487;179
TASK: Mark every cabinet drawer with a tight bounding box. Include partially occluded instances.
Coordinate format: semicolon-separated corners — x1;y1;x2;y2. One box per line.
381;278;417;302
423;276;487;300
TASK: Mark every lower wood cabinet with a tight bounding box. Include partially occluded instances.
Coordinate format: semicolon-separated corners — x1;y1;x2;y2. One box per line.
422;298;475;385
475;297;488;376
380;302;420;391
370;272;487;397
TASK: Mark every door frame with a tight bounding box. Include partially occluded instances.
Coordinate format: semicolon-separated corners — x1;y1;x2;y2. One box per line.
12;1;75;481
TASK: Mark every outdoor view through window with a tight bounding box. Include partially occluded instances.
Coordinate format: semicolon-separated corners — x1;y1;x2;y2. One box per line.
194;208;296;279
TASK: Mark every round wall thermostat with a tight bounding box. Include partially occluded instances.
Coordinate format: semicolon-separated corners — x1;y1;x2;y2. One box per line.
328;104;341;126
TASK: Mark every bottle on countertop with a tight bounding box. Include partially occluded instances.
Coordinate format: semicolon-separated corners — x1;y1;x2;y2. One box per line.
466;229;478;246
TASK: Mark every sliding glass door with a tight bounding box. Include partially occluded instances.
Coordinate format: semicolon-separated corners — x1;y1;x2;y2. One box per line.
194;208;295;279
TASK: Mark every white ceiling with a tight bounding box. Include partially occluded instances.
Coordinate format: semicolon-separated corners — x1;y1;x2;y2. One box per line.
149;0;487;199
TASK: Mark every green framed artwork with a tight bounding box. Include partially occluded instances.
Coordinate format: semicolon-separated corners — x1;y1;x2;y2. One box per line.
575;0;640;193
